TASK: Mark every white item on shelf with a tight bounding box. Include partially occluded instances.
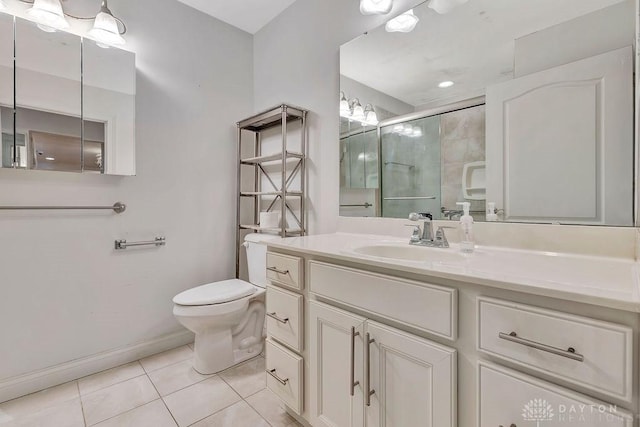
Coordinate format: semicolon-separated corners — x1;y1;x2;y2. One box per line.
461;161;486;200
456;202;475;253
260;211;280;228
486;202;498;221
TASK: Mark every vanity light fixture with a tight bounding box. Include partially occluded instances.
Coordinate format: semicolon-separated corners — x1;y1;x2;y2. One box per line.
363;104;379;125
27;0;70;32
427;0;468;15
340;91;350;115
350;98;365;121
360;0;393;15
18;0;127;46
385;9;419;33
88;0;126;48
438;80;455;88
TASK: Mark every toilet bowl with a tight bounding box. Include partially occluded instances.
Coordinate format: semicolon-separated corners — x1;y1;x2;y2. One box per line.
172;234;276;374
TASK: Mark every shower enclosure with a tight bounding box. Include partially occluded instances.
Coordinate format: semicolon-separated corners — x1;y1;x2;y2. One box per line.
380;115;441;218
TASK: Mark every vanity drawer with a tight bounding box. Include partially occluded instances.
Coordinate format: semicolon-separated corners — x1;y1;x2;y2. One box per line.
478;362;632;427
265;338;303;415
478;297;632;401
266;285;303;352
309;261;457;340
266;252;303;291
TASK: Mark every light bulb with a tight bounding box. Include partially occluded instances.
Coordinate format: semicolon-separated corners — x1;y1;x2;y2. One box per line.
385;9;419;33
438;80;455;88
360;0;393;15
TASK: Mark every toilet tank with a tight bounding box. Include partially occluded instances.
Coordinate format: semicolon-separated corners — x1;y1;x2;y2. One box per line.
243;234;280;288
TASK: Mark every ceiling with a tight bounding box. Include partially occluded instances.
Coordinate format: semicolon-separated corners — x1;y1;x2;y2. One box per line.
341;0;628;109
175;0;299;34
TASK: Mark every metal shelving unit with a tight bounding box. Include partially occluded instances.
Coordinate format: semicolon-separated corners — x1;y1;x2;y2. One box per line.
235;104;308;277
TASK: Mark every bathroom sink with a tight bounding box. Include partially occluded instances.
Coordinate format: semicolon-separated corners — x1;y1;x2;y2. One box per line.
350;244;466;263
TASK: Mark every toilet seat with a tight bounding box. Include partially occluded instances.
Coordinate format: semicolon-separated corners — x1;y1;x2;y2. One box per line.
173;279;256;306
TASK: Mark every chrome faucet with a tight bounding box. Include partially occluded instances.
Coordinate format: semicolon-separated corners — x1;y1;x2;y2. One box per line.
407;212;454;248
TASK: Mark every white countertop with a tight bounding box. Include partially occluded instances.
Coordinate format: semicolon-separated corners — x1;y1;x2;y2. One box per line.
267;233;640;313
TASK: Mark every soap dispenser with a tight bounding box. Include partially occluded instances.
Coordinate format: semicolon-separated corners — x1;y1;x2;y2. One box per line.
456;202;475;253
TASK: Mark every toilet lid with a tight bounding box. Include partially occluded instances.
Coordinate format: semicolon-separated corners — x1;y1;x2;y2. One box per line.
173;279;256;306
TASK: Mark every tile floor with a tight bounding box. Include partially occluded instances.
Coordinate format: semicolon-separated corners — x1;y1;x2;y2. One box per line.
0;344;302;427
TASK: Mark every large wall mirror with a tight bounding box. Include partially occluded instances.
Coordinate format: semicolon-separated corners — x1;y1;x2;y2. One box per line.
339;0;636;226
0;14;135;176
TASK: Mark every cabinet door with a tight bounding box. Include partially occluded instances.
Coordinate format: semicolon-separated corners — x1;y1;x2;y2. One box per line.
310;301;366;427
365;321;456;427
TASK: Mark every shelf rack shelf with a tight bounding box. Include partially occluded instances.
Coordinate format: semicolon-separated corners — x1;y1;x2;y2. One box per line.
235;104;309;277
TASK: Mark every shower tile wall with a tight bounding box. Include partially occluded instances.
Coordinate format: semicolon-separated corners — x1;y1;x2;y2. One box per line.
440;105;486;220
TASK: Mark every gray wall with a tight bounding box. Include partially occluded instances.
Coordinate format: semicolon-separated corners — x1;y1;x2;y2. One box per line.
253;0;423;234
0;0;253;382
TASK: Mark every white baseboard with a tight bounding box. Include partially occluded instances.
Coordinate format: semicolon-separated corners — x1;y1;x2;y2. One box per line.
0;330;194;403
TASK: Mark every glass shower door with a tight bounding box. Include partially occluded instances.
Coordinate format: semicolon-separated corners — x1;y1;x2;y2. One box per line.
380;116;441;219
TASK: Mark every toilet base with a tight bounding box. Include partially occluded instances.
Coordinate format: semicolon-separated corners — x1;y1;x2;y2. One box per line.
188;298;266;374
192;330;265;374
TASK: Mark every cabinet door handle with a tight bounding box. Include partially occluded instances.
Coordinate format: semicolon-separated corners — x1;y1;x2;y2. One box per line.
266;368;289;385
498;331;584;362
267;266;289;275
266;312;289;324
364;332;375;406
350;326;360;396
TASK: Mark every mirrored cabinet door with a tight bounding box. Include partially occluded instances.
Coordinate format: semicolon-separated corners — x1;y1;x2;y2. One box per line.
83;38;135;175
0;13;14;169
15;17;82;172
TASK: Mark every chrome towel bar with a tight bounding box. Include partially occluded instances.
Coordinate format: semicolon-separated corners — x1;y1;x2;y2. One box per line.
115;237;166;250
0;202;126;213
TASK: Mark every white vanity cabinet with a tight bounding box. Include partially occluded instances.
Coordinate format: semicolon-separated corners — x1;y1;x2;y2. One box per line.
309;301;457;427
265;240;639;427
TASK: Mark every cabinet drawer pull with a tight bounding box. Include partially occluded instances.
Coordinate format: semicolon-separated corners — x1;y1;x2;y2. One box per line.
350;326;360;396
267;266;290;275
266;368;289;385
364;332;375;406
267;312;289;324
498;331;584;362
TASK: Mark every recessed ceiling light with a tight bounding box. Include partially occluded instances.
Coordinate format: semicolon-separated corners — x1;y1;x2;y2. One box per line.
438;81;455;88
45;157;55;161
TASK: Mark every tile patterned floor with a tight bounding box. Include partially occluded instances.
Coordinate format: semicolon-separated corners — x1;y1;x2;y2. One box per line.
0;345;302;427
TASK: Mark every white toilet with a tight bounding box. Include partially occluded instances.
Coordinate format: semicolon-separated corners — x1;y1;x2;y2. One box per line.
173;234;274;374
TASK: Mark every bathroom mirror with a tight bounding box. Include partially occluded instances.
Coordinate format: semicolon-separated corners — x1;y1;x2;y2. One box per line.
0;15;136;175
339;0;636;226
14;18;83;172
83;38;136;175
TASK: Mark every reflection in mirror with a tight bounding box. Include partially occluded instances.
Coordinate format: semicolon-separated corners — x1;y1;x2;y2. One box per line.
0;13;13;168
339;0;635;226
14;17;82;172
83;38;135;175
